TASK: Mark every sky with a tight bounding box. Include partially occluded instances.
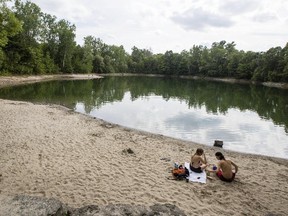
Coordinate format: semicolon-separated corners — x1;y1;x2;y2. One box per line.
29;0;288;54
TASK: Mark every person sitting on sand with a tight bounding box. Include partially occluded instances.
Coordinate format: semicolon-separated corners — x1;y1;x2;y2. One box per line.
211;152;238;182
190;148;207;173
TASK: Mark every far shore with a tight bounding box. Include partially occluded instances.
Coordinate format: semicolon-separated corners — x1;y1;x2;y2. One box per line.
99;73;288;89
0;74;102;88
0;74;288;215
1;73;288;90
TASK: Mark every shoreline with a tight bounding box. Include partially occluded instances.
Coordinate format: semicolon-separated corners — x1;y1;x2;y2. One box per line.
0;74;102;88
1;73;288;90
0;75;288;215
99;73;288;89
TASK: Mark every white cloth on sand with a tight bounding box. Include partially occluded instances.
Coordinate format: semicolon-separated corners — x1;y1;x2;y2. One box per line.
185;162;207;184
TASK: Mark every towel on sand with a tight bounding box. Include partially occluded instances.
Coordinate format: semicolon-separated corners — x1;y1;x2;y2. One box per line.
185;162;207;184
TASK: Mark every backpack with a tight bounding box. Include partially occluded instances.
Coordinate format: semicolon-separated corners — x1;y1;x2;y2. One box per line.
172;165;189;180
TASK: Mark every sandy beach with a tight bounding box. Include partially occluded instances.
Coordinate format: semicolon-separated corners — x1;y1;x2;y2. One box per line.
0;75;288;216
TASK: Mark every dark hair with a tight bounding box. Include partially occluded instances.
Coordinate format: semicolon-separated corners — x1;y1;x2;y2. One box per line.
215;152;225;160
195;148;204;155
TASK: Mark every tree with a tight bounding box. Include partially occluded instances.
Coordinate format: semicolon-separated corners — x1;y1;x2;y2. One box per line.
0;0;22;72
72;45;89;73
199;46;210;76
108;45;128;73
225;41;238;77
178;50;190;75
266;47;284;82
0;0;22;47
4;0;44;74
235;51;255;79
280;43;288;82
71;36;94;73
189;45;203;75
208;40;228;77
93;54;105;73
40;13;59;73
13;0;42;46
55;19;76;73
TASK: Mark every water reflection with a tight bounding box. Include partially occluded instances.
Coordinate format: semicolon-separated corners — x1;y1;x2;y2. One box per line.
0;76;287;158
75;91;287;158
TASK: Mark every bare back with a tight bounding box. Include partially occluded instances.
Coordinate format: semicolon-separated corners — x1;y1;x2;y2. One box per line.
218;160;234;179
191;155;204;168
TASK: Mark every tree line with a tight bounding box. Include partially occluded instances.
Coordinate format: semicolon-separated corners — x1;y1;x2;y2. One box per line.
1;0;288;82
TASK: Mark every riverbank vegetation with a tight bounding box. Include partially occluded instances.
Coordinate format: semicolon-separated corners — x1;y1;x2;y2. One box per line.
1;0;288;83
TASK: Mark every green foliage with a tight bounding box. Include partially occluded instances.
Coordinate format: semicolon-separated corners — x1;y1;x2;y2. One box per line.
55;19;76;73
14;0;42;46
0;0;22;70
129;46;153;73
0;0;287;83
0;0;22;47
42;52;58;74
72;45;90;73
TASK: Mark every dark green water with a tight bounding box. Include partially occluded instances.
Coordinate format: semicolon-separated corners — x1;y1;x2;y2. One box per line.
1;76;288;158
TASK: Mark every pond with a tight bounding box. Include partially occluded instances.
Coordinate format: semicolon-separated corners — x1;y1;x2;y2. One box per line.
1;76;288;159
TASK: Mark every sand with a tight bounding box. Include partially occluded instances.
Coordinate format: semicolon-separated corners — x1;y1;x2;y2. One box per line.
0;75;288;216
0;74;101;88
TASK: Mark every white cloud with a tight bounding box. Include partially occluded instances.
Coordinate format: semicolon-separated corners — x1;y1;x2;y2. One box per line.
171;8;234;31
219;0;259;14
252;12;278;23
29;0;288;53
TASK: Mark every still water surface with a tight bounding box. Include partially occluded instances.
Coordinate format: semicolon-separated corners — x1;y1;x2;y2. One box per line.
0;76;287;159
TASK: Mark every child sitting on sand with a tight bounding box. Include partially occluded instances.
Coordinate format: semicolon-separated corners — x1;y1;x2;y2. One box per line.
209;152;238;182
190;148;208;173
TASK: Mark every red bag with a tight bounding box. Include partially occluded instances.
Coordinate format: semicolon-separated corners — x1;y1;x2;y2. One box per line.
172;165;189;180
